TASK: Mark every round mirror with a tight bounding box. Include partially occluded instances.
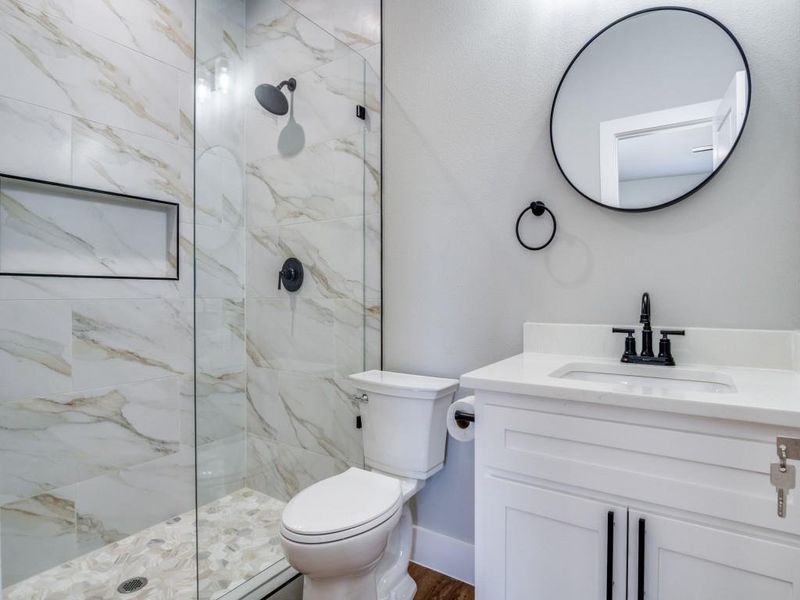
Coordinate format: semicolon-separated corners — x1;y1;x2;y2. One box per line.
550;8;750;211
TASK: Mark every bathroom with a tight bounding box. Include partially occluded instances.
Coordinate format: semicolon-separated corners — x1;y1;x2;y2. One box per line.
0;0;798;598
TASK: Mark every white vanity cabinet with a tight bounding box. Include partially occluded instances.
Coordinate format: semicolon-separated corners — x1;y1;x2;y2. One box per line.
628;511;800;599
469;391;800;600
481;478;627;599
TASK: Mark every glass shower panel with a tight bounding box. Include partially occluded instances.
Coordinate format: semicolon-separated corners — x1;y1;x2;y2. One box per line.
195;0;375;597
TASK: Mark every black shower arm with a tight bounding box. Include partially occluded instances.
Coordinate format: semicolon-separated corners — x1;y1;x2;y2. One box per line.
277;78;297;92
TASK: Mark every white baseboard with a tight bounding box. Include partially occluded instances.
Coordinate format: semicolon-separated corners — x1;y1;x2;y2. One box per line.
411;525;474;585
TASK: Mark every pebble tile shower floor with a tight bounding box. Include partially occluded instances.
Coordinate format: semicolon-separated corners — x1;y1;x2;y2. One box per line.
4;489;286;600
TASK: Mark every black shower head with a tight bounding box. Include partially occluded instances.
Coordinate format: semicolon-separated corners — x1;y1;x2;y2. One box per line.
254;78;296;116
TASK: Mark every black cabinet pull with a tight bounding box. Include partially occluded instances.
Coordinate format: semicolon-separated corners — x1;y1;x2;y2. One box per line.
637;517;646;600
606;511;614;600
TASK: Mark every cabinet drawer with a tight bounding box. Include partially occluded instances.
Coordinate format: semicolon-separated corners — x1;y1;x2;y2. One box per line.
479;402;800;535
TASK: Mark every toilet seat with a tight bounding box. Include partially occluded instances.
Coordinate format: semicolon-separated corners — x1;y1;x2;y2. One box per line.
281;468;403;544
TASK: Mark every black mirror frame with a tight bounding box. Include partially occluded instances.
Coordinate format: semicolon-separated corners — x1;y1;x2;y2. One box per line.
549;6;752;213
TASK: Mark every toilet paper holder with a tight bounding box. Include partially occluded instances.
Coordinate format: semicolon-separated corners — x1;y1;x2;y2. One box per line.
454;410;475;429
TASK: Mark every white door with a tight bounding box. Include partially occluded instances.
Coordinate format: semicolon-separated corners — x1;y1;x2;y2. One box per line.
478;478;626;600
712;70;748;168
628;511;800;600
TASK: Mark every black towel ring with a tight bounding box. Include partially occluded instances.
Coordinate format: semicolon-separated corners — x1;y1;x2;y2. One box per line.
515;201;557;251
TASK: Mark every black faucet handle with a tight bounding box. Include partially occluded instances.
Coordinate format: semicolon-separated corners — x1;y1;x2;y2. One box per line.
658;330;685;366
660;329;686;337
612;327;637;359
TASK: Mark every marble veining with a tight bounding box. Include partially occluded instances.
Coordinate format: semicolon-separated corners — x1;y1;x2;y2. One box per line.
0;180;179;278
72;118;193;210
0;95;71;182
1;378;180;493
71;298;193;389
241;0;380;523
195;224;246;301
0;0;199;594
246;435;347;502
0;300;71;403
247;132;372;225
246;296;336;373
279;216;369;300
71;0;195;74
247;368;362;465
1;488;78;586
3;488;287;600
196;298;246;371
246;0;349;79
196;146;244;228
75;447;193;554
0;0;181;142
195;368;247;445
283;0;381;51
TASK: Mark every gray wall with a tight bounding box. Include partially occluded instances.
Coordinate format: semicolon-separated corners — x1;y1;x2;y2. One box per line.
383;0;800;548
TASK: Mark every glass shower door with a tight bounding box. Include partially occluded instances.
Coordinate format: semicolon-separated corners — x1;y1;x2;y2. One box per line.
194;0;379;597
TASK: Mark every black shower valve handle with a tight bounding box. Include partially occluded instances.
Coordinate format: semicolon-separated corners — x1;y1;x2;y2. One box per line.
277;267;295;290
277;258;304;292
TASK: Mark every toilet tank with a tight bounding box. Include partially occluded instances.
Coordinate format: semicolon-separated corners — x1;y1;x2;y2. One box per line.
350;370;459;480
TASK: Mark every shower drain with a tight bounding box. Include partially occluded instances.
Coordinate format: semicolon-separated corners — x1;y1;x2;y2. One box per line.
117;577;148;594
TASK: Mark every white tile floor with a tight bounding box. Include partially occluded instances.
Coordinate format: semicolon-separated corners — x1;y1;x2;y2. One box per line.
3;488;286;600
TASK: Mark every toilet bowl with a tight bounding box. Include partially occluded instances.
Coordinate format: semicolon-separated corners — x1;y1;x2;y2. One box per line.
279;370;459;600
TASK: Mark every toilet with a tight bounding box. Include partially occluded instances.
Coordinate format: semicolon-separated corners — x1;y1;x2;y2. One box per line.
279;370;459;600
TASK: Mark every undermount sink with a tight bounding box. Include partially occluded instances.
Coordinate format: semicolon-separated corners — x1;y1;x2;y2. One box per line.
550;362;737;394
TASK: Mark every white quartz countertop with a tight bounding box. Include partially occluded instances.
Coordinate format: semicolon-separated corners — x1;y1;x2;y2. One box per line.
461;352;800;428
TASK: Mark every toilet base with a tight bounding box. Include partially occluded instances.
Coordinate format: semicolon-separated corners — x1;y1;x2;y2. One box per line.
299;503;418;600
380;573;416;600
376;504;417;600
303;570;378;600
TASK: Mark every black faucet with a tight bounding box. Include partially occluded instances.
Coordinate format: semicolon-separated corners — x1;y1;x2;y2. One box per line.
612;292;685;366
640;292;654;357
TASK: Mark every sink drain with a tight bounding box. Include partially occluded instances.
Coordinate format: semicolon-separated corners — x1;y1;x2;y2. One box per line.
117;577;148;594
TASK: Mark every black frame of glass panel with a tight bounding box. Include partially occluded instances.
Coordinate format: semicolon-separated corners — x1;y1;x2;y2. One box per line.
549;6;752;213
0;172;180;280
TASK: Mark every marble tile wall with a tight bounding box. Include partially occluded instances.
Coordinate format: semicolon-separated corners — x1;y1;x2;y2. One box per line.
0;0;196;589
242;0;381;503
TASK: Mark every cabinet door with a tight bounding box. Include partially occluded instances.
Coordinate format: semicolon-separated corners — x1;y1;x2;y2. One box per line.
477;478;626;600
628;511;800;600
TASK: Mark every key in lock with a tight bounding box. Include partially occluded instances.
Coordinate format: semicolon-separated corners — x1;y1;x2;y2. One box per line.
771;462;796;518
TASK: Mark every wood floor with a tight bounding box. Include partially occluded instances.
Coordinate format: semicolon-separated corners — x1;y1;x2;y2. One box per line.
409;563;475;600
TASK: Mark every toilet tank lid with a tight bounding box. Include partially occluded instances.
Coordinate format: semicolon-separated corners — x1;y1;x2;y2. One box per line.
350;370;459;399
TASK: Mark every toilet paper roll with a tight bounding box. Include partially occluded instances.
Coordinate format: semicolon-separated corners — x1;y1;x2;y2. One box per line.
447;396;476;442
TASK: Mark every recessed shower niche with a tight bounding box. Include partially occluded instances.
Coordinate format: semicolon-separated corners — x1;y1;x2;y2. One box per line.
0;175;179;279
